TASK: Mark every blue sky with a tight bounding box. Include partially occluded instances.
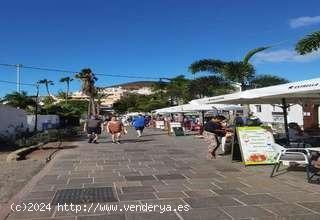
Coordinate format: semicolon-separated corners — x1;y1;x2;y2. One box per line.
0;0;320;96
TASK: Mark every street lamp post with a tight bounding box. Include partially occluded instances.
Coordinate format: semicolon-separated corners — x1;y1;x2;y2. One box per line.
16;64;22;92
34;83;39;132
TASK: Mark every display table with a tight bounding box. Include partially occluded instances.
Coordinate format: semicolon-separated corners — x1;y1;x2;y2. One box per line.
169;122;182;133
155;121;165;129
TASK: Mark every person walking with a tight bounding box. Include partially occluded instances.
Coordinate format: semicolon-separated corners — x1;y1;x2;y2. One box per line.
105;116;125;144
203;115;231;159
84;115;102;144
132;114;146;137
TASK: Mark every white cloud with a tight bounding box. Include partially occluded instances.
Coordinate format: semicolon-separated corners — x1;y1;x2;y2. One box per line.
289;16;320;28
253;49;320;63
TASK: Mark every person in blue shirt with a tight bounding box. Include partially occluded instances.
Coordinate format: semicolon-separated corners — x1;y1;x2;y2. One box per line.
132;114;146;137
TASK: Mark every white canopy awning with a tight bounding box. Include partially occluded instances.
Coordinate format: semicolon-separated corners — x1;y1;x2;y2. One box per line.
154;103;243;114
192;77;320;105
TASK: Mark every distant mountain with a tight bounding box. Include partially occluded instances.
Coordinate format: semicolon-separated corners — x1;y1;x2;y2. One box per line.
107;81;165;90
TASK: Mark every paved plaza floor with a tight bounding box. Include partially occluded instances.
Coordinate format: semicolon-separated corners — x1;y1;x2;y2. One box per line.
2;128;320;220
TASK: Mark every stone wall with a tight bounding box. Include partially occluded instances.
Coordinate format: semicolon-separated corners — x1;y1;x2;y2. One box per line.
0;105;28;139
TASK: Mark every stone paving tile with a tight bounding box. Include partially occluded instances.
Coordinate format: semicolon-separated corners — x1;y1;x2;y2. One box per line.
94;177;125;183
117;192;156;201
68;178;93;184
213;181;250;189
26;190;56;199
212;189;246;196
114;181;142;188
270;191;320;203
297;202;320;214
185;178;216;184
222;205;275;219
216;167;241;172
30;184;55;192
140;180;165;186
153;185;189;193
125;175;155;181
90;172;120;178
19;197;54;204
179;207;232;220
184;173;218;179
84;182;114;188
69;171;92;176
156;191;187;199
252;214;320;220
183;196;242;208
162;179;189;185
236;194;283;205
16;217;76;220
238;186;281;194
125;212;180;220
37;177;69;185
54;183;84;189
121;186;155;193
261;203;314;216
118;172;141;177
183;190;216;198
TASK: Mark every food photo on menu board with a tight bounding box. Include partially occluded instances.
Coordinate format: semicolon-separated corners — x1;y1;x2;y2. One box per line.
236;126;278;165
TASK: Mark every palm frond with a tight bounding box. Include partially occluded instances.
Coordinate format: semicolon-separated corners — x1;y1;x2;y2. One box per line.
221;61;255;85
188;59;225;74
243;46;271;64
295;31;320;55
60;76;73;83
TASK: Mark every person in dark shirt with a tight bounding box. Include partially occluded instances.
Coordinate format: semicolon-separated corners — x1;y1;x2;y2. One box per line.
84;115;102;144
203;115;229;159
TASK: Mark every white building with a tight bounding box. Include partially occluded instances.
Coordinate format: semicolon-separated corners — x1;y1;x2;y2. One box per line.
70;81;155;107
249;104;303;125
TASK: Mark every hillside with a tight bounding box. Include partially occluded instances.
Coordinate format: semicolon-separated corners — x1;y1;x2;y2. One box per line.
107;81;164;90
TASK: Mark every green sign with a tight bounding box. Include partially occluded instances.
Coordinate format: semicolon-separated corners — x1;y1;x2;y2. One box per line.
173;127;185;136
236;126;277;165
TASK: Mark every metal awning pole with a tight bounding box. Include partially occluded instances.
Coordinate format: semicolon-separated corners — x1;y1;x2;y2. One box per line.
201;110;205;126
282;98;289;141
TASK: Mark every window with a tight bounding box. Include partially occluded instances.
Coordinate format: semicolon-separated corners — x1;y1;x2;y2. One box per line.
255;105;262;112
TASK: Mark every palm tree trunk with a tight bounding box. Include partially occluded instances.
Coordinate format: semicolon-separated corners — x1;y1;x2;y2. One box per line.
91;97;96;115
66;81;69;103
45;83;51;97
97;103;100;116
88;99;91;116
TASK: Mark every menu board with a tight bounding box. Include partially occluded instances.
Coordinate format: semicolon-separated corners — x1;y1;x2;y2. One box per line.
236;126;277;165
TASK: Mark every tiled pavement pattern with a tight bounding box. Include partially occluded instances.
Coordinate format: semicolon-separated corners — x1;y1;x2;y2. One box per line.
3;128;320;220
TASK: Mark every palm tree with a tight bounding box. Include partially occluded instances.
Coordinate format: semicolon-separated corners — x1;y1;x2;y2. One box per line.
166;75;191;105
1;91;36;110
59;77;73;103
188;75;235;98
249;74;289;88
295;30;320;55
95;88;111;115
151;80;168;99
38;79;54;97
189;46;270;91
75;68;97;116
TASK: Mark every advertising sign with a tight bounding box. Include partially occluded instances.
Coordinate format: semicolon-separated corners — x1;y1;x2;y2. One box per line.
236;126;278;165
